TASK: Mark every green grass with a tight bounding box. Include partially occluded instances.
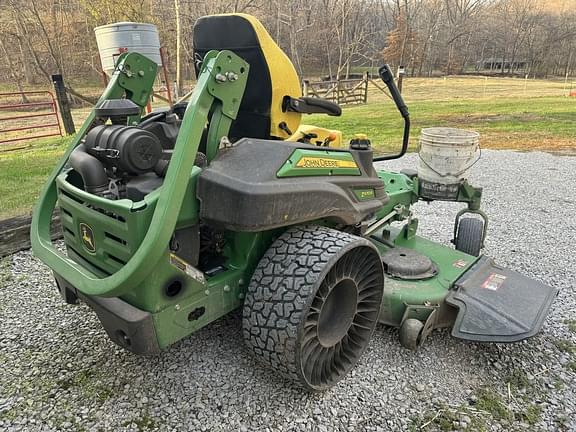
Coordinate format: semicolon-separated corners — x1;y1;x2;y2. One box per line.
123;413;157;432
1;75;575;218
565;319;576;333
413;408;488;431
0;136;71;218
308;95;576;155
56;368;115;402
411;375;547;431
475;387;511;421
520;403;543;426
553;338;576;354
506;369;531;392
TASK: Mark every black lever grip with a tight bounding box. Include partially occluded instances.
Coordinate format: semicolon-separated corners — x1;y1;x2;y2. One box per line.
373;64;411;162
378;65;409;118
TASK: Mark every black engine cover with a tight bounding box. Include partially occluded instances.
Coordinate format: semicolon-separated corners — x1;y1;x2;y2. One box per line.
196;139;388;231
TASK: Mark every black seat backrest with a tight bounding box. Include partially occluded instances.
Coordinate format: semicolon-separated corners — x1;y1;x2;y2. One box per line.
193;14;302;140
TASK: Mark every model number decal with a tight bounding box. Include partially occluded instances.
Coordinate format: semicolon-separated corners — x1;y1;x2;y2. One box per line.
482;273;507;291
354;189;375;200
295;157;357;169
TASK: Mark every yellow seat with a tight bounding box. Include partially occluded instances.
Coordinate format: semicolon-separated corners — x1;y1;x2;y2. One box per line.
193;14;342;146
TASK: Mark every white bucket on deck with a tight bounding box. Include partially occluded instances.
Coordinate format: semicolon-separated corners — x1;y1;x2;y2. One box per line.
418;127;480;200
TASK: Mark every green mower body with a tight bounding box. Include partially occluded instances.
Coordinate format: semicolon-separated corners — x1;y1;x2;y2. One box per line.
31;15;557;390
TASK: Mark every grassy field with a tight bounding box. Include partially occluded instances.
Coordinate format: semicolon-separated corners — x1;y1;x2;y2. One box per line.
308;75;576;155
309;95;576;155
0;75;575;218
0;136;71;218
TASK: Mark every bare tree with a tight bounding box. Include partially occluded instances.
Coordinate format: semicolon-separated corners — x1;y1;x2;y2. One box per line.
174;0;182;96
0;0;573;89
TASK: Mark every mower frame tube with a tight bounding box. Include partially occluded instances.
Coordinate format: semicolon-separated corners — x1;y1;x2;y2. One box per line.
31;50;249;298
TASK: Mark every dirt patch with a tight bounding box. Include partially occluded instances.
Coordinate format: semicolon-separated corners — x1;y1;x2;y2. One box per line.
438;112;546;125
480;132;576;152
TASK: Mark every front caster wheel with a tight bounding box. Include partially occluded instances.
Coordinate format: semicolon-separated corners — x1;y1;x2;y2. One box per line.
455;217;484;257
399;318;424;350
242;225;385;391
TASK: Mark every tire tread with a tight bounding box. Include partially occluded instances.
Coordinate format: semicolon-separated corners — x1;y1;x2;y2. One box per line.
455;217;484;256
242;225;377;386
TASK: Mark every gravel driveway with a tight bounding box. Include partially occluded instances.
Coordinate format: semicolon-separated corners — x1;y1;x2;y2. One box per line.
1;150;575;431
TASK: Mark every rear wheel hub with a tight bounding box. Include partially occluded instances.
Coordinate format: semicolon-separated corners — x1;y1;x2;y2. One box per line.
317;279;358;347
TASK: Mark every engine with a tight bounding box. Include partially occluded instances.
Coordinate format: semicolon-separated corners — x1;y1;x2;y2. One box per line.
69;100;184;201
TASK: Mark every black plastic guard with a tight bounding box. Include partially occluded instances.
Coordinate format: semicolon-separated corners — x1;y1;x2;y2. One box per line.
446;256;558;342
54;274;160;355
197;138;387;231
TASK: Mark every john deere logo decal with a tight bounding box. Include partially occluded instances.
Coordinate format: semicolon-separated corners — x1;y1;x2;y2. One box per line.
295;156;357;169
80;223;96;253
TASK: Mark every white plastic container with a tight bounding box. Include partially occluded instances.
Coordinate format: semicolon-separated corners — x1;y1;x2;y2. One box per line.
95;22;161;75
417;127;480;200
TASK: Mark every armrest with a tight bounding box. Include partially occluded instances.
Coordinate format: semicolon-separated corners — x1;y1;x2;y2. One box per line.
283;96;342;116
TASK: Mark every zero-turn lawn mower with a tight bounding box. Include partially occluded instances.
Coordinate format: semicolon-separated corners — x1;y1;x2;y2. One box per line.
31;14;558;391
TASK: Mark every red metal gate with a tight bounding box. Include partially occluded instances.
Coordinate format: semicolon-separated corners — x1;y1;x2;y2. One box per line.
0;91;63;147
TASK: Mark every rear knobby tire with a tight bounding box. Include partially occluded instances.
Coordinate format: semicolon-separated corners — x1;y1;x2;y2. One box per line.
242;225;384;391
455;217;484;257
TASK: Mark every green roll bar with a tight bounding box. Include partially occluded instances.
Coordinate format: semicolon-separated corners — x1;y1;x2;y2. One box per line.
30;50;249;297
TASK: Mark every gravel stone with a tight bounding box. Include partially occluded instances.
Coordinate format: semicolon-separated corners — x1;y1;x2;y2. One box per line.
0;150;574;431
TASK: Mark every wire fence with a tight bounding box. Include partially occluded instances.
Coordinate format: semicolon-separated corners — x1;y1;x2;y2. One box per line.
367;75;576;103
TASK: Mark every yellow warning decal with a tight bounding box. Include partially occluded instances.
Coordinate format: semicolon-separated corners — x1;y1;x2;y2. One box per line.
169;253;206;283
295;157;358;169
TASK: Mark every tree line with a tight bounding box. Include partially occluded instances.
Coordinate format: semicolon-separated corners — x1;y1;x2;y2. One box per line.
0;0;574;94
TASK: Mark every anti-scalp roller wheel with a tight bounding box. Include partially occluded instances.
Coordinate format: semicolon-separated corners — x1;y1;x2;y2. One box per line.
242;225;384;391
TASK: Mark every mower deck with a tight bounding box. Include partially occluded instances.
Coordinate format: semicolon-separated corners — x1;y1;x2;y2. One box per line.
371;229;557;344
371;229;475;329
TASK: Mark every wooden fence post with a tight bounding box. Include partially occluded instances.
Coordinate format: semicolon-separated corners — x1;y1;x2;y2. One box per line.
303;80;309;97
51;74;76;135
397;66;405;94
173;81;180;100
363;72;369;103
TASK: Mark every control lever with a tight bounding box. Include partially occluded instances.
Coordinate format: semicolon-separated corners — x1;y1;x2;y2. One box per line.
374;65;411;161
